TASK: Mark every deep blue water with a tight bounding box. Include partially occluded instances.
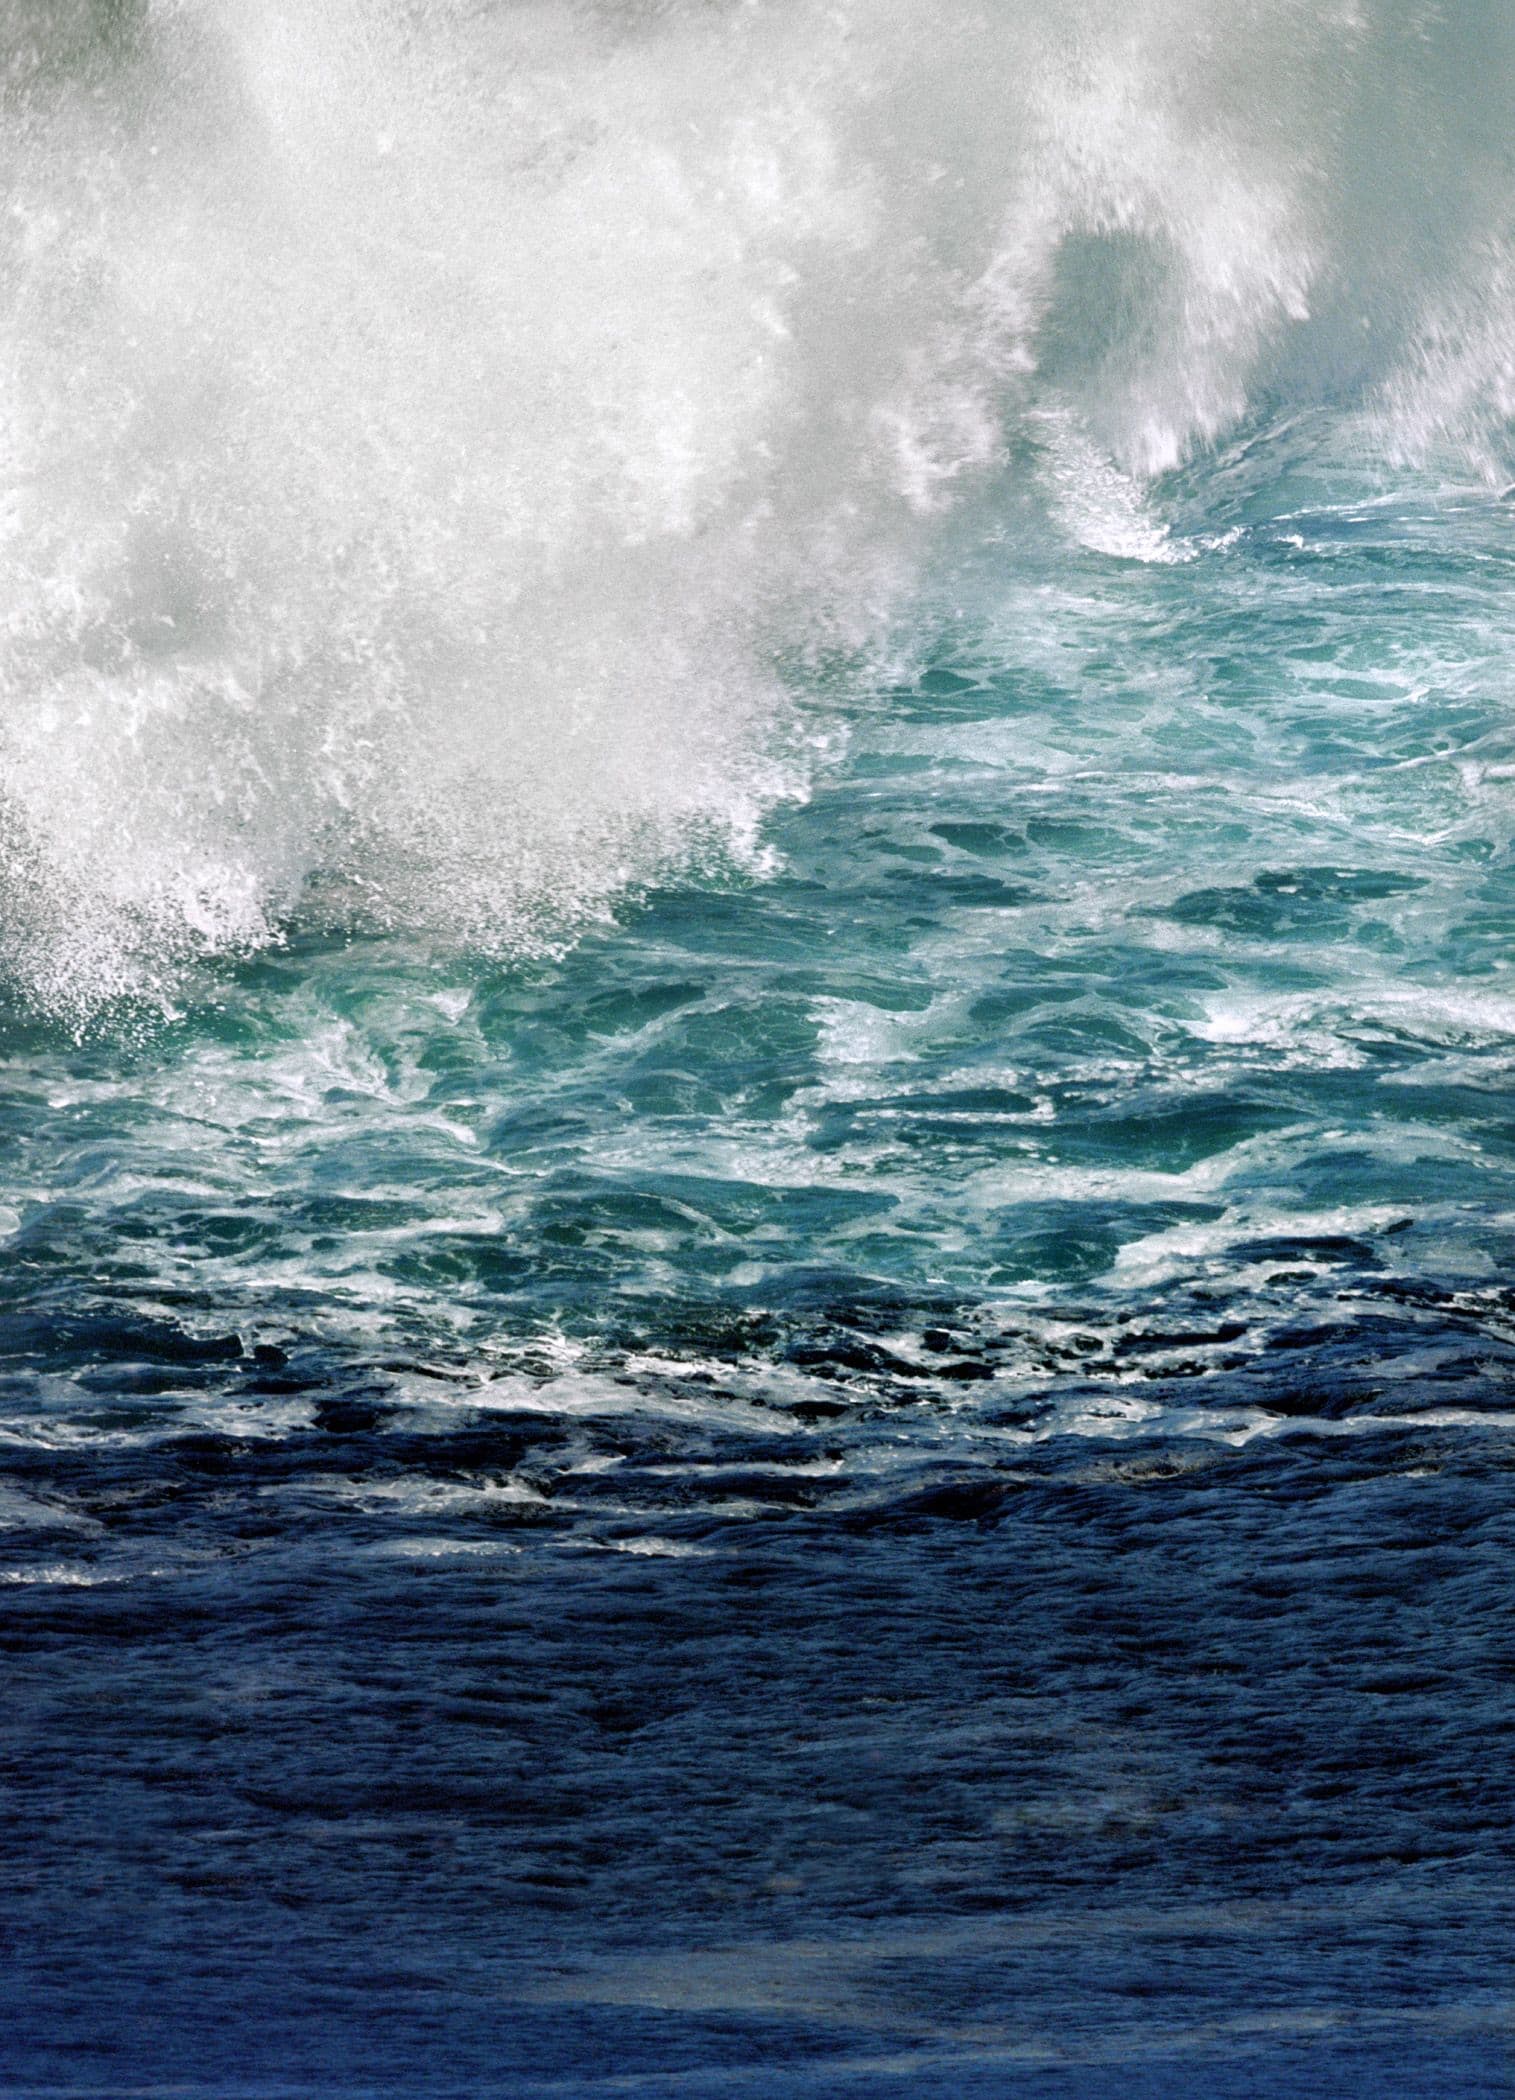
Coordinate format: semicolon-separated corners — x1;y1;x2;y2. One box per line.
3;3;1515;2093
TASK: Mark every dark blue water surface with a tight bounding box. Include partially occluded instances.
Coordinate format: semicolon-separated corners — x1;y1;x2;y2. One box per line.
5;4;1515;2091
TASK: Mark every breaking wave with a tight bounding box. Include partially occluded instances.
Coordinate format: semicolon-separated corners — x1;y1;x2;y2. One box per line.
2;0;1513;1019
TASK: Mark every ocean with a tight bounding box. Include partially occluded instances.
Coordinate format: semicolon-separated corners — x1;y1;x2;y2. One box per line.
2;2;1513;2093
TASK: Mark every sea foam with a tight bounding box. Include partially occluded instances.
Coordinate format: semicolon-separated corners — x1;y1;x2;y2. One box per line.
1;0;1511;1020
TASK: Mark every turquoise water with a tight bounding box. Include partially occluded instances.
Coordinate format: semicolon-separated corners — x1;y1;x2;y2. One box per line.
10;442;1515;1430
3;4;1515;2094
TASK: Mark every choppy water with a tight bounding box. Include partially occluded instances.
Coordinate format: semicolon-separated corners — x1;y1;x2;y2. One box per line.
3;4;1515;2095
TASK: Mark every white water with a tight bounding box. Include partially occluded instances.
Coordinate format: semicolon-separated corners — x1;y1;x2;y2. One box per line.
1;0;1512;1020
